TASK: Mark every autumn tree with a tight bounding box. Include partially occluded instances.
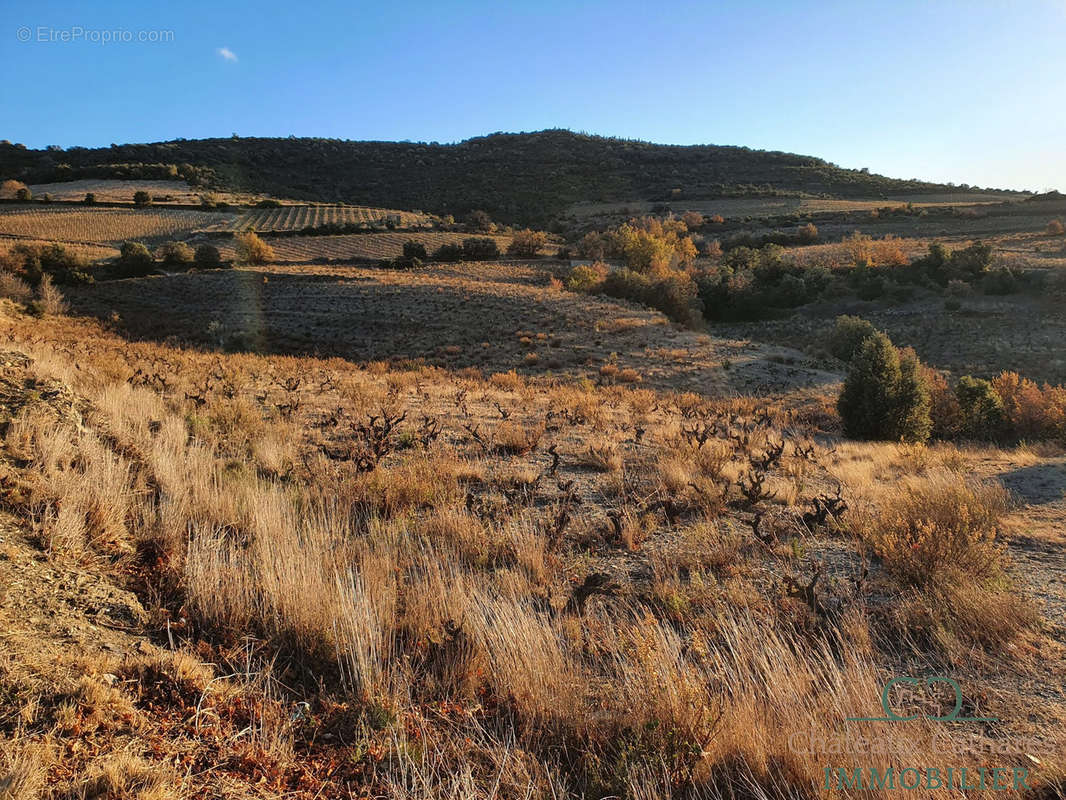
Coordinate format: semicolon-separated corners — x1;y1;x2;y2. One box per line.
235;232;275;265
0;179;28;199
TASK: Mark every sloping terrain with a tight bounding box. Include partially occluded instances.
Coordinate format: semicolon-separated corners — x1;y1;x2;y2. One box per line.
0;303;1064;798
0;131;1018;226
64;262;838;397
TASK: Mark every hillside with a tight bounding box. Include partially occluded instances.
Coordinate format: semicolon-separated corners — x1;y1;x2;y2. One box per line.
0;130;1018;226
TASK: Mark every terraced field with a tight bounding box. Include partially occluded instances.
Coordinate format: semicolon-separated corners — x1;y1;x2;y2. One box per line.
0;205;234;245
226;204;431;232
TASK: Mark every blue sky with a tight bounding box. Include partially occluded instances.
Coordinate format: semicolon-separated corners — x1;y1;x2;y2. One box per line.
2;0;1064;191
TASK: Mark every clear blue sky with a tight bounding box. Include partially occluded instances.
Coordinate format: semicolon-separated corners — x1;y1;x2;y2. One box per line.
3;0;1064;191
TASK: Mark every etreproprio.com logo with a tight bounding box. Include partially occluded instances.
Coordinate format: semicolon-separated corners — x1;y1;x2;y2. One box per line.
16;26;174;44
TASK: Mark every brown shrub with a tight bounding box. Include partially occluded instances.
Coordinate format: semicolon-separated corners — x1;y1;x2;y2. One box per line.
0;272;33;303
494;421;544;455
235;231;275;265
856;471;1009;587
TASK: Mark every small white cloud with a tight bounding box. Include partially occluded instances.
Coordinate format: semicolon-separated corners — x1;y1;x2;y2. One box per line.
218;47;237;62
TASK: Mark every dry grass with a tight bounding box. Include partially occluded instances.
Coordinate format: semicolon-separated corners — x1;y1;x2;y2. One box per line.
0;279;1062;798
854;469;1010;586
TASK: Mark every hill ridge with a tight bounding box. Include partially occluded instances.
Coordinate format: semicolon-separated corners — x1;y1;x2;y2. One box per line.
0;129;1020;226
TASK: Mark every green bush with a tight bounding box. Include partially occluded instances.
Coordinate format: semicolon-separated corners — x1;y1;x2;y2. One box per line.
837;333;931;443
402;240;428;260
565;263;608;293
914;240;993;285
2;242;91;286
462;237;500;260
83;192;96;206
828;315;878;362
954;376;1004;439
194;244;223;268
432;243;465;262
116;241;156;277
132;190;152;207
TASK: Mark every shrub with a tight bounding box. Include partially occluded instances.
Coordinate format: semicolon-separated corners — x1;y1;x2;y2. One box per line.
681;211;703;229
402;240;428;260
701;238;722;258
3;242;91;286
15;187;32;201
31;274;68;316
565;263;608;293
837;332;931;443
194;244;223;268
921;363;963;439
235;232;275;265
827;315;878;362
507;229;548;258
0;271;33;302
853;269;885;300
601;268;701;325
83;192;96;205
116;241;155;277
157;241;194;267
980;267;1019;295
797;222;818;243
576;231;609;261
432;243;465;262
948;240;993;280
462;237;500;260
954;376;1004;439
0;179;28;199
1047;219;1065;236
859;472;1009;587
132;190;152;207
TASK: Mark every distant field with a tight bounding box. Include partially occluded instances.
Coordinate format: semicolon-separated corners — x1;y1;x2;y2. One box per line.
211;231;516;262
227;205;431;232
0;205;234;244
23;178;271;206
569;193;1022;221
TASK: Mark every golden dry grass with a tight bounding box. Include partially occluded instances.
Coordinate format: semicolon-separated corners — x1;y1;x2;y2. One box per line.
0;281;1063;798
